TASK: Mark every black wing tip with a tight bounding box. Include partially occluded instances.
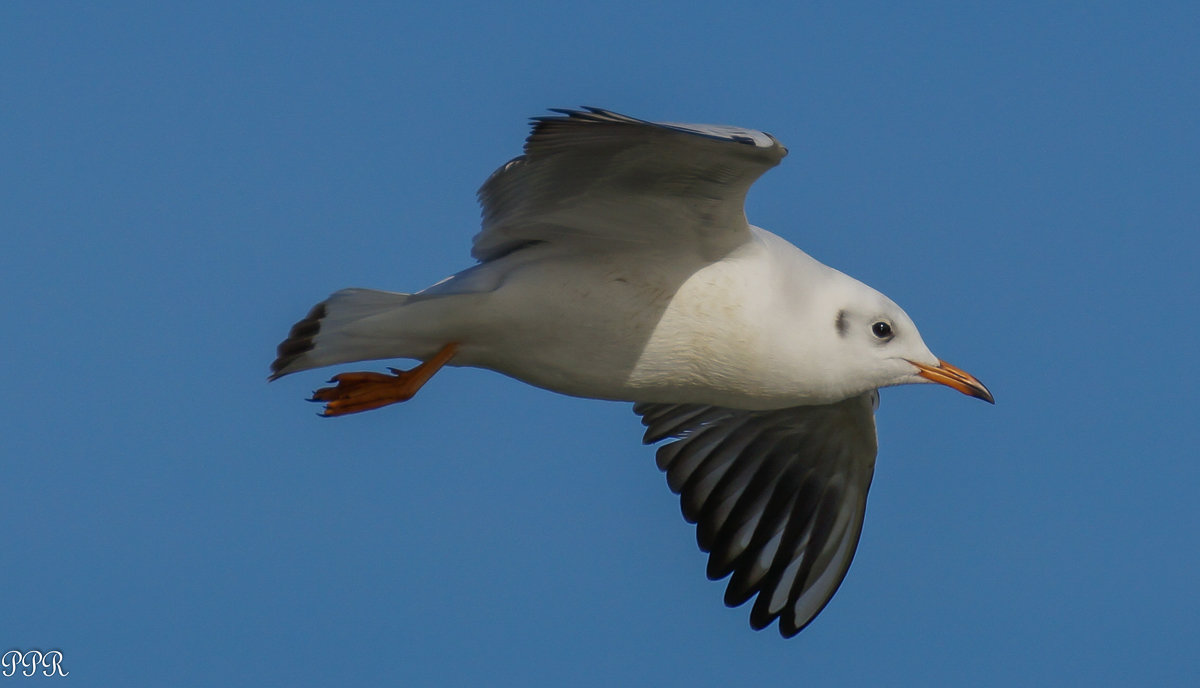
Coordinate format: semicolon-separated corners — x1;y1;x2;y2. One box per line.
268;301;327;380
528;107;643;139
747;603;806;638
530;106;784;152
533;106;628;123
745;598;812;638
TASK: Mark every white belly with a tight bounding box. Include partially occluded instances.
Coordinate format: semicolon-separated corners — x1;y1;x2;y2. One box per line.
449;234;832;410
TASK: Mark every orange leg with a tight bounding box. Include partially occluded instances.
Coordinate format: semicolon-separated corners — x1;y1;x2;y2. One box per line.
310;343;459;417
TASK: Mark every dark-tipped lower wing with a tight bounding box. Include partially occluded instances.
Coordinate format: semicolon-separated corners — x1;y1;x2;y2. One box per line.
635;392;879;636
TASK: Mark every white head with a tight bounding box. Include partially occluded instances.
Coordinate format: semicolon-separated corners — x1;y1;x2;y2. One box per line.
819;274;993;403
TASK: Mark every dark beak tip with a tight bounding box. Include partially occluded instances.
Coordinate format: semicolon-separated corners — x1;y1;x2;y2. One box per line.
914;359;995;405
968;375;995;405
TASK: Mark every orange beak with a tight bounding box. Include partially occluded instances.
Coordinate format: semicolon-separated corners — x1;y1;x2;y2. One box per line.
909;359;994;404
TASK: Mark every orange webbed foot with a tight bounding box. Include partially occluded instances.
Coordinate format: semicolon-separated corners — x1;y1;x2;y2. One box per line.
309;343;459;416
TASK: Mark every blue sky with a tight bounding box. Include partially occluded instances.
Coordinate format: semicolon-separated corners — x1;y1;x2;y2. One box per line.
3;2;1198;685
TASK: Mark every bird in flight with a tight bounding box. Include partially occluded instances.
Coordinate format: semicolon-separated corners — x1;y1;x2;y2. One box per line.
271;107;993;637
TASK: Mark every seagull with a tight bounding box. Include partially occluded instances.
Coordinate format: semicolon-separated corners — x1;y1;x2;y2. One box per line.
270;107;993;637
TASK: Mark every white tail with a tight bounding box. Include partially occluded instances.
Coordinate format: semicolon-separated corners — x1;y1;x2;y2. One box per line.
270;288;418;378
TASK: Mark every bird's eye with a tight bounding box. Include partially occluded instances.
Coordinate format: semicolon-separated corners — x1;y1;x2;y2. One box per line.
872;321;893;340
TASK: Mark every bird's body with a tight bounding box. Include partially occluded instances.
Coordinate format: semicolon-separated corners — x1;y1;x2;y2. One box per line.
299;226;885;408
271;107;992;636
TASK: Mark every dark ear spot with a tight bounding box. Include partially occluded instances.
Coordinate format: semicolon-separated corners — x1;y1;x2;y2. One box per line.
835;309;848;337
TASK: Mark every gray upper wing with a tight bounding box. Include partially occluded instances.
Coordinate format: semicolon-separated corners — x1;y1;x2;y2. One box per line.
473;107;788;262
635;392;878;637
